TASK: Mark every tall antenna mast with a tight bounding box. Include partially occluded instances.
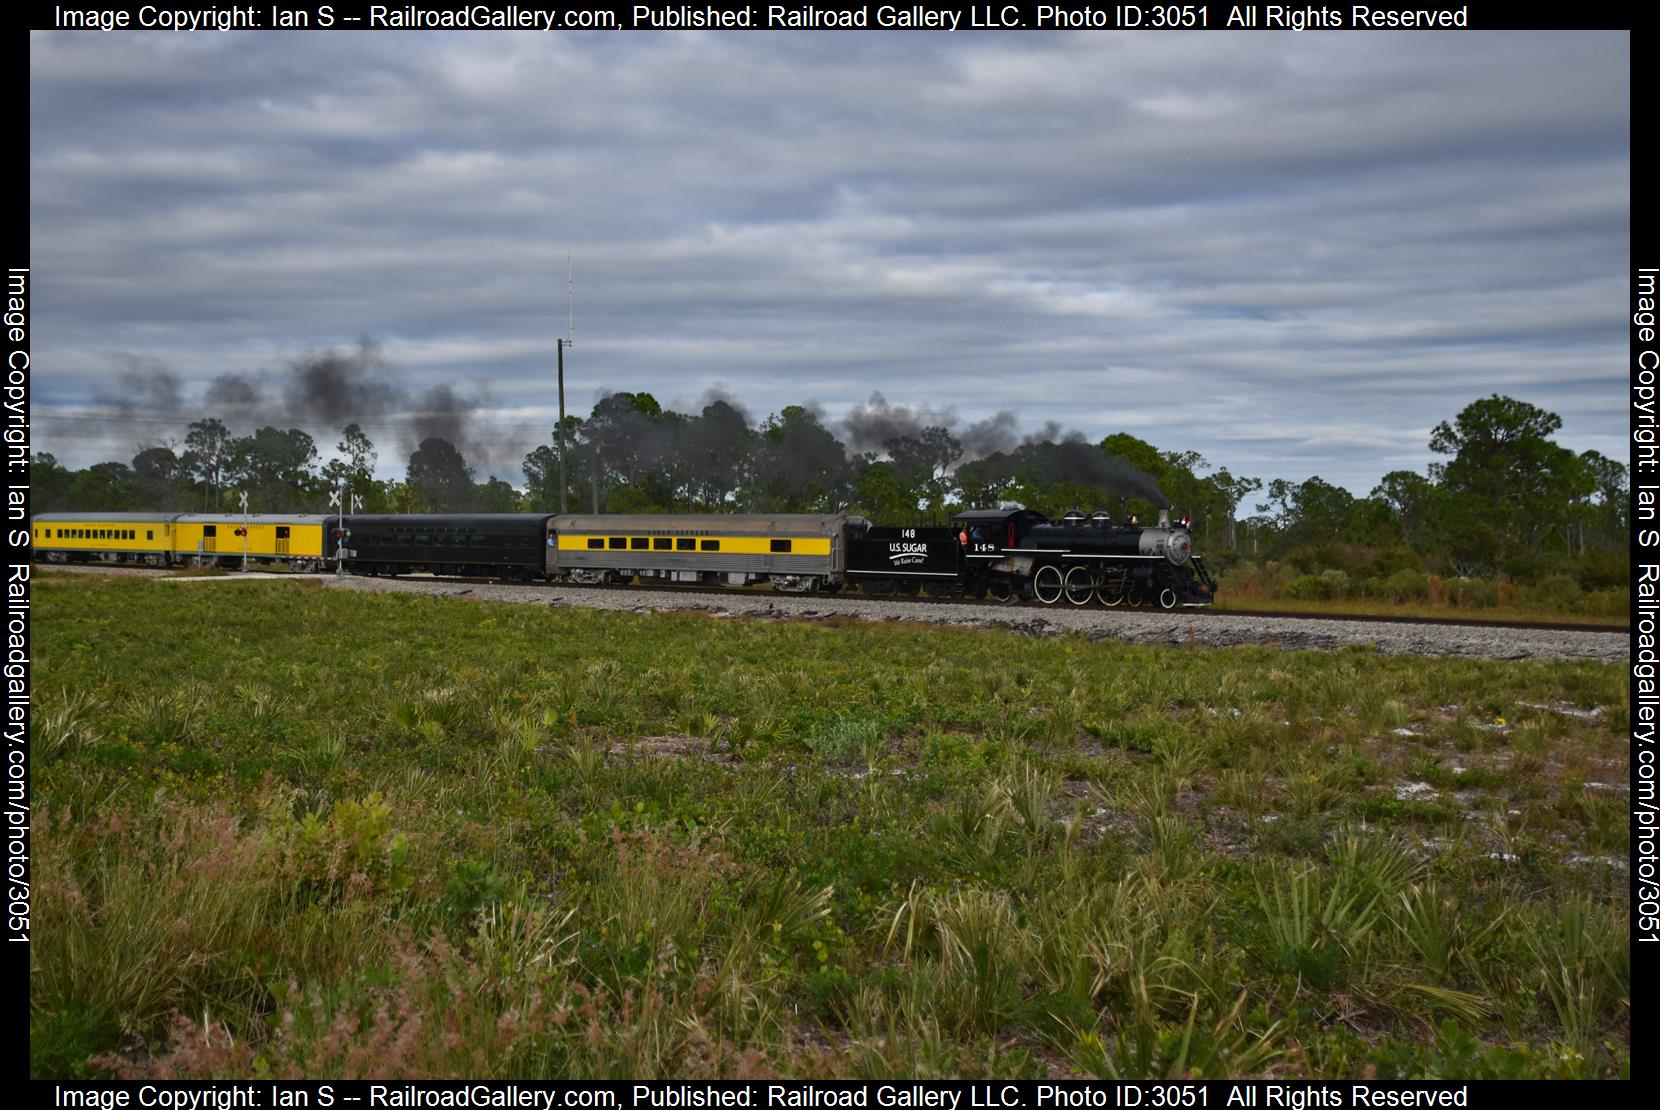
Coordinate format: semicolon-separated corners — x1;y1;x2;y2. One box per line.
556;254;572;514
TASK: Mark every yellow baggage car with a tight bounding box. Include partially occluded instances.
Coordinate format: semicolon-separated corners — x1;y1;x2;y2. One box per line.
171;514;330;571
32;512;331;571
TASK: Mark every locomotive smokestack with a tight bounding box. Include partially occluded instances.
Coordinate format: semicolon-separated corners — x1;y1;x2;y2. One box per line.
1158;509;1170;528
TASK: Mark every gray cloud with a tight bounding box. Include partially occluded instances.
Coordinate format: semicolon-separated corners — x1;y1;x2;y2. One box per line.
28;30;1629;492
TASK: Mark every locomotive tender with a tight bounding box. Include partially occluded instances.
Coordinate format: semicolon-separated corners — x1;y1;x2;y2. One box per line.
31;505;1214;608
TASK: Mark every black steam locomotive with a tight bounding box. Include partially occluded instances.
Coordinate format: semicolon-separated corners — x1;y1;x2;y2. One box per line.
843;506;1213;608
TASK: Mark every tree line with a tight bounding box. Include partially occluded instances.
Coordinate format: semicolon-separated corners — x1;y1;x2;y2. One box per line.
30;393;1626;587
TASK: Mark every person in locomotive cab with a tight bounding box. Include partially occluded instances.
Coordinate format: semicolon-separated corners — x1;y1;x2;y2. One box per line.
1129;514;1139;525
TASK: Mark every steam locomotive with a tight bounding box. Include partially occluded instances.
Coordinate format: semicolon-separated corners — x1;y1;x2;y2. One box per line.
842;506;1214;608
32;505;1214;608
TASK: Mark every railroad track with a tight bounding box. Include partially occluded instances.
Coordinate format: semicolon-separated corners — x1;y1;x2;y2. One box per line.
346;570;1631;635
38;563;1629;635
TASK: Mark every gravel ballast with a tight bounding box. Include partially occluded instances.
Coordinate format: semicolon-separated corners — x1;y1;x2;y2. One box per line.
315;574;1627;662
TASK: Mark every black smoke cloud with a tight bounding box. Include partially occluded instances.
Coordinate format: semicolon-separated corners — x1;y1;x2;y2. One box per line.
841;394;1168;506
205;373;262;415
94;351;1167;502
408;383;493;470
840;393;958;455
843;394;1016;462
958;410;1020;459
1051;437;1170;507
184;340;514;472
280;340;401;427
1023;421;1064;447
1001;422;1170;506
94;355;184;415
692;387;752;423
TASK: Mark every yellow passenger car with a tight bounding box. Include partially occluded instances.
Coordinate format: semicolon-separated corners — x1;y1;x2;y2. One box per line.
31;513;177;565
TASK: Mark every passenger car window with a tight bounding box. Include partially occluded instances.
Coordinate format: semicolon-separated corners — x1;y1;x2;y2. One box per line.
653;538;671;551
701;540;720;551
770;540;792;553
677;538;695;551
631;537;649;550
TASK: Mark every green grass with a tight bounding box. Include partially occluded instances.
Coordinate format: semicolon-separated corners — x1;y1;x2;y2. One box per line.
29;577;1630;1078
1209;593;1628;627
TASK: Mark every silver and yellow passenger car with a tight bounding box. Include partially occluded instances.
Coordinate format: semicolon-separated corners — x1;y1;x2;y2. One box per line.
547;514;865;592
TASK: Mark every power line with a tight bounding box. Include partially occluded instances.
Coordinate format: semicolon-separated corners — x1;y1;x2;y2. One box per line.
33;410;560;432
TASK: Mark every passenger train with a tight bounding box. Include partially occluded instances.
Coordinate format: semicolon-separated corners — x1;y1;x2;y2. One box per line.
30;506;1215;608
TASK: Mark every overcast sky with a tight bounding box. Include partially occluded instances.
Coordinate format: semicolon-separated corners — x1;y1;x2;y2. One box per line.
29;29;1629;496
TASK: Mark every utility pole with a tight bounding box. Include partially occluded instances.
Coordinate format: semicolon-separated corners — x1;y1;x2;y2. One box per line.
557;337;569;513
240;490;249;573
557;253;573;514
